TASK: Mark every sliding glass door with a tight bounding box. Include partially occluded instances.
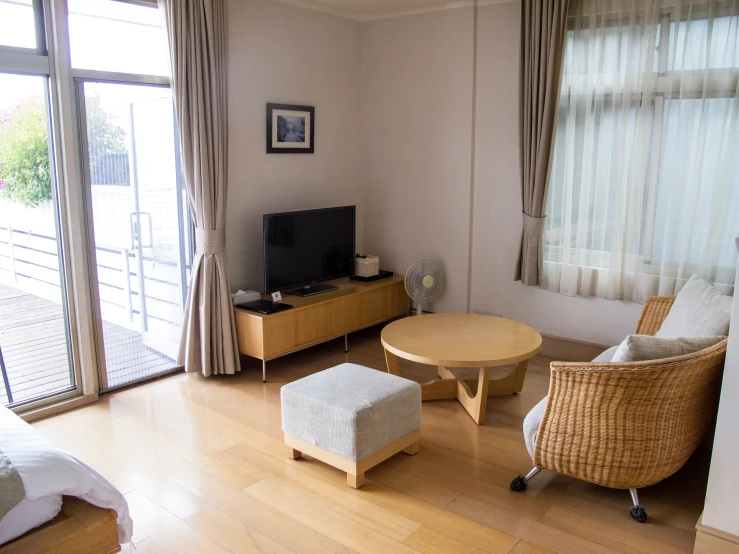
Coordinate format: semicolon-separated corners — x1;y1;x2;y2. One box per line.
79;82;191;390
0;73;78;406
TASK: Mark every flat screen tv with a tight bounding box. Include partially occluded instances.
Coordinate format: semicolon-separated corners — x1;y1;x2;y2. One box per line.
263;206;356;296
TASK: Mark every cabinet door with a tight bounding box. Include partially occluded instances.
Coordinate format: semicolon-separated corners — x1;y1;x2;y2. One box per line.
263;313;296;358
294;304;333;347
386;282;409;318
332;296;361;335
359;288;388;326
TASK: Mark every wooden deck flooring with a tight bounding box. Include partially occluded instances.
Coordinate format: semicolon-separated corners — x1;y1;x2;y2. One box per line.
0;283;178;405
31;325;710;553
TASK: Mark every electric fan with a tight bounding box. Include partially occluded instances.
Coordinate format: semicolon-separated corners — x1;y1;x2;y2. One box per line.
405;259;444;315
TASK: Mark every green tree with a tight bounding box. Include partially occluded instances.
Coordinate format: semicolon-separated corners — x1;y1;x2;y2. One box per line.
0;94;126;208
0;99;51;207
84;94;127;182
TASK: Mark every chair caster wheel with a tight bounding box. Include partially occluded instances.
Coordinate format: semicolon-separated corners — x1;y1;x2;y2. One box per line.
630;506;647;523
510;476;527;492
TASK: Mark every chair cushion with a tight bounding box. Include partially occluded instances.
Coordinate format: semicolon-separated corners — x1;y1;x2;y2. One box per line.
592;345;619;362
611;334;725;363
656;275;732;338
523;397;547;457
280;363;421;462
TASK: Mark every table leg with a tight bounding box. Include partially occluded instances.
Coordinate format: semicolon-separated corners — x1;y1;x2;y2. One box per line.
462;358;531;396
455;367;491;425
512;359;529;393
384;348;400;376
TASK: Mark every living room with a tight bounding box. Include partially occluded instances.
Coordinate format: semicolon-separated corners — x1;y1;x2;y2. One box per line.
0;0;738;553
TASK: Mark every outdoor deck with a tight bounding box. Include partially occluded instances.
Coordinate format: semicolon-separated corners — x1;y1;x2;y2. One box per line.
0;283;179;406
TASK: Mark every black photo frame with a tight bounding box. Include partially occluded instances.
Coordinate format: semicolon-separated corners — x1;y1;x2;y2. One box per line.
266;103;315;154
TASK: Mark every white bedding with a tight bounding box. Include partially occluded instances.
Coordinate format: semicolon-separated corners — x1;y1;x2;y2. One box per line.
0;496;63;544
0;406;133;546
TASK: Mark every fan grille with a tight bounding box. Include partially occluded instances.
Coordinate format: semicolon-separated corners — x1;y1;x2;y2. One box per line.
405;259;444;303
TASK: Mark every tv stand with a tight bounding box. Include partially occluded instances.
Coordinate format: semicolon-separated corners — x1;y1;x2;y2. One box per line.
234;276;408;382
286;282;339;297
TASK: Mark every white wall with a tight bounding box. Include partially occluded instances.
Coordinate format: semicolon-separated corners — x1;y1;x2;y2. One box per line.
469;2;641;346
226;0;362;292
361;9;474;314
702;248;739;536
359;1;641;344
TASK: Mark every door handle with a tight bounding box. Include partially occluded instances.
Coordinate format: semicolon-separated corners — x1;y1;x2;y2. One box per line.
128;212;136;250
139;212;154;248
129;212;154;248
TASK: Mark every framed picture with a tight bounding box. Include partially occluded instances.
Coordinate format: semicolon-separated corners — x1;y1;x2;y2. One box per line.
266;103;315;154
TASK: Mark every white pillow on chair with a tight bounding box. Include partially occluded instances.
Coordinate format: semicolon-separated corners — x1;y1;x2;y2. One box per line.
611;334;725;363
592;345;619;362
655;275;732;338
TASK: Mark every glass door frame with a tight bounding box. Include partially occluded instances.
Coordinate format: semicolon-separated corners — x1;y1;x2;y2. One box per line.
74;74;191;392
0;0;87;411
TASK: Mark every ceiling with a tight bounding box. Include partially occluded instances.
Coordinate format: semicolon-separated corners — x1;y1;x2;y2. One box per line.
272;0;512;21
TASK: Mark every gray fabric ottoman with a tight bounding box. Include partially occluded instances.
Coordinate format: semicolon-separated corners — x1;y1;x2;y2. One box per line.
281;363;422;488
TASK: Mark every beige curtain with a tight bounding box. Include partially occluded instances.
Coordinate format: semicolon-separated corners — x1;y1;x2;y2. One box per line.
159;0;241;376
516;0;569;286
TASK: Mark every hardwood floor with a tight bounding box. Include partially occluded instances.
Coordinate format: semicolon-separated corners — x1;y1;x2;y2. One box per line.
31;324;709;554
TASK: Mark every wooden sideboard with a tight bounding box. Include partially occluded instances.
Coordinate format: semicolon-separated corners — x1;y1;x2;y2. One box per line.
234;275;409;381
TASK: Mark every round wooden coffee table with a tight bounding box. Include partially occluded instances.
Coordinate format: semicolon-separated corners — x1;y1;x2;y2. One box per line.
381;313;542;425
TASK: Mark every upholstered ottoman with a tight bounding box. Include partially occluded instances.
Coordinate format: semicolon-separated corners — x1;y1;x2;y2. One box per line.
281;363;422;488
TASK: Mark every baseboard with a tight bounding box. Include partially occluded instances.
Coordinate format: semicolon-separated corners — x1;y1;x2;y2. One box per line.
695;513;739;554
539;333;609;362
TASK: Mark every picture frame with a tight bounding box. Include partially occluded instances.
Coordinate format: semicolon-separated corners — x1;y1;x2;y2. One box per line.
266;103;315;154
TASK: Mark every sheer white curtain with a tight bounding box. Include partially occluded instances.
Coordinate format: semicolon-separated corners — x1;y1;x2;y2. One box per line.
543;0;739;302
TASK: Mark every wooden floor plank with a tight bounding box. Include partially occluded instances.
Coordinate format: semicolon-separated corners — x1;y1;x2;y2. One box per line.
166;465;352;554
185;505;295;554
243;478;419;553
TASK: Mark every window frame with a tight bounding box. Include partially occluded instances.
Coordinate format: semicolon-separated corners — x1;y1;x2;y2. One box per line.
0;0;47;55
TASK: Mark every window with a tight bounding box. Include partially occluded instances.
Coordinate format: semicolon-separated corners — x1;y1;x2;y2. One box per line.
0;74;77;406
543;2;739;301
68;0;169;76
0;0;37;50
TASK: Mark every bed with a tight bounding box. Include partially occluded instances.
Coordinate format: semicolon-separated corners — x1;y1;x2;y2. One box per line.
0;405;132;552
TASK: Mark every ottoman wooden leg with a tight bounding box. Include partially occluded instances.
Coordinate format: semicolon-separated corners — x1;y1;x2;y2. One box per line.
347;472;365;488
403;441;420;455
287;446;302;460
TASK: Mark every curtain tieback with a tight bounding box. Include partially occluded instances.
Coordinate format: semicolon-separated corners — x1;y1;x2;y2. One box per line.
522;212;546;235
195;228;226;254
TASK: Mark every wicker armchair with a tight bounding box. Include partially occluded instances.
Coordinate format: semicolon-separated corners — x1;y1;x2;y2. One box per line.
510;296;728;523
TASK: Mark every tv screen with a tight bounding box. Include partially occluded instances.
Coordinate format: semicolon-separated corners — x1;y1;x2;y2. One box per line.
263;206;356;293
